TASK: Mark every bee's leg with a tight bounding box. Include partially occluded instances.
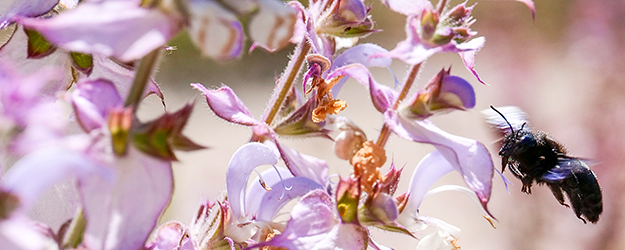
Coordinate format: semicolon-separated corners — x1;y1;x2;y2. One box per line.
509;164;524;180
521;177;533;194
548;184;569;208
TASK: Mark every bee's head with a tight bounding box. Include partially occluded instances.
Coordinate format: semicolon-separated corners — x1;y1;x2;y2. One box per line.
517;133;537;152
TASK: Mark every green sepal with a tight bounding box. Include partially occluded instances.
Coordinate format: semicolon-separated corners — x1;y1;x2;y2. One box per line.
71;52;93;75
131;103;205;161
336;176;361;224
24;28;56;59
273;98;330;138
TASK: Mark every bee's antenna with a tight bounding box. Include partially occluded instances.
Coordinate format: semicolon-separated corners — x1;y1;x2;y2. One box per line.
490;105;515;134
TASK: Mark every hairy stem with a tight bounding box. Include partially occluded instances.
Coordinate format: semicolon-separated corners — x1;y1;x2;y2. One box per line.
375;63;422;147
124;49;161;109
262;41;311;126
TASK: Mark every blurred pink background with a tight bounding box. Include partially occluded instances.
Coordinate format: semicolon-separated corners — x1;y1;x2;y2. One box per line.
140;0;625;249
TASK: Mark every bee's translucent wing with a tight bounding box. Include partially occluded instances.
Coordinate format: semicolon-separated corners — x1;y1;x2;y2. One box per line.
540;158;590;182
482;106;529;135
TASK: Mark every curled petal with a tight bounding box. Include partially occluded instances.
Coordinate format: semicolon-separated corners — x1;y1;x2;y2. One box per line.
191;84;262;126
385;111;494;209
81;148;173;250
246;167;294;217
18;1;179;62
256;177;324;221
249;0;296;52
225;143;279;220
71;79;123;132
188;0;244;59
328;64;397;113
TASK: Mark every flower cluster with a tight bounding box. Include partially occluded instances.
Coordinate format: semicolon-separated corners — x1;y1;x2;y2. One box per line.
0;0;534;249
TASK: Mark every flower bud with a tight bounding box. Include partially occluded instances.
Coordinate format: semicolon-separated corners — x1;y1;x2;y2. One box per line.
315;0;377;38
419;8;439;41
418;3;477;47
400;68;475;119
108;107;133;156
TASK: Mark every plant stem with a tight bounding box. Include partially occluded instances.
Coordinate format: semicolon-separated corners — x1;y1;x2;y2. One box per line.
63;208;86;248
124;49;161;109
375;63;422;147
436;0;448;14
262;41;311;126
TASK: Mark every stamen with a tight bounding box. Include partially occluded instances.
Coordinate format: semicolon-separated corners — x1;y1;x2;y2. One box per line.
270;164;292;201
253;169;272;191
483;214;497;229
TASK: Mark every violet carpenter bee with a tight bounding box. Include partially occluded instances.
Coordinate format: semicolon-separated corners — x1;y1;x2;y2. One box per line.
484;106;603;224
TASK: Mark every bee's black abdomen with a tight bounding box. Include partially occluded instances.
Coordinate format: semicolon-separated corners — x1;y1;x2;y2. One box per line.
561;160;603;223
